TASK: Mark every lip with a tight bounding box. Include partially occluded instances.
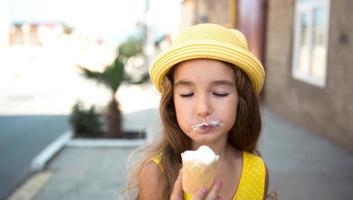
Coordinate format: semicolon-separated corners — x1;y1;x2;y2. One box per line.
198;124;216;132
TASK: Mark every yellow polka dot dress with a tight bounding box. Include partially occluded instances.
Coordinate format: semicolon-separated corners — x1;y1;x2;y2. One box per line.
151;151;266;200
233;151;265;200
183;151;265;200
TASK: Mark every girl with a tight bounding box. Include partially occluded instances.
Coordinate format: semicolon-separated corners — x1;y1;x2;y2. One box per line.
125;23;269;200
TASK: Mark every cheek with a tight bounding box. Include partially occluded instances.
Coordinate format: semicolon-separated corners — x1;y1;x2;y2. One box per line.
173;97;192;128
218;97;238;127
174;99;193;133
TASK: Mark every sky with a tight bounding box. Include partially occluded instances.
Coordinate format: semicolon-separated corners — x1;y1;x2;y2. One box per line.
7;0;181;44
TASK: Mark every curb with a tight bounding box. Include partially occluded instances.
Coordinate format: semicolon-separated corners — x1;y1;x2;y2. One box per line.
67;127;155;148
29;129;154;173
30;131;72;172
67;138;146;148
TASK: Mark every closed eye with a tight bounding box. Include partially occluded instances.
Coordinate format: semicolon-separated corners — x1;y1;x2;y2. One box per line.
213;93;229;97
180;93;194;98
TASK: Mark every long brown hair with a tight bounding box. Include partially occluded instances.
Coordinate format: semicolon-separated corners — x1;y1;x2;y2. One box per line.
124;62;261;200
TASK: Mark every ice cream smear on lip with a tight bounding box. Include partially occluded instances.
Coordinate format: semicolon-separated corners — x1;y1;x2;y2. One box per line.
181;145;219;195
192;120;221;130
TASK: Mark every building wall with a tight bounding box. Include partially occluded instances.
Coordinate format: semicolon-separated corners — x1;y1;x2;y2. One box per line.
206;0;233;27
180;0;235;30
180;0;196;30
265;0;353;151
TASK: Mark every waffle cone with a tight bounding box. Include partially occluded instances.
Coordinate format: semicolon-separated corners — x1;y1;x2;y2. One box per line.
182;159;218;195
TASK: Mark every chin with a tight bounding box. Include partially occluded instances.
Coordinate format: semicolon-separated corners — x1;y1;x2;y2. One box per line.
191;134;219;145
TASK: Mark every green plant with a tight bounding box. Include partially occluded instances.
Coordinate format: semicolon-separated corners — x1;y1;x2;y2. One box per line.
77;36;149;138
69;101;103;138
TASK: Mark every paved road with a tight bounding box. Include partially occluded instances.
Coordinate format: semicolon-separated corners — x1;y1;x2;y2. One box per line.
0;115;70;200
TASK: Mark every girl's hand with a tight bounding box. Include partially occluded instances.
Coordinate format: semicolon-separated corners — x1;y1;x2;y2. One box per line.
170;169;223;200
192;180;223;200
170;169;184;200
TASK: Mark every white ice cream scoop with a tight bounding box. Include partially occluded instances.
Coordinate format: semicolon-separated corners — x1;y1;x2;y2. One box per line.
181;145;219;164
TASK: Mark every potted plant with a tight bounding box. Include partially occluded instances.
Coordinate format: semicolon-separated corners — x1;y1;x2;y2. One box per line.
69;100;103;138
77;37;149;138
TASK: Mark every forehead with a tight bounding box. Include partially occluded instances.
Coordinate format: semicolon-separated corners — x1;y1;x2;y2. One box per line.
173;59;235;81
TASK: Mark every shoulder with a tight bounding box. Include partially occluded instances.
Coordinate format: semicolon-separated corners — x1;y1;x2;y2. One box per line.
140;159;162;176
243;151;264;165
233;151;269;199
243;151;268;179
244;151;270;198
138;160;162;200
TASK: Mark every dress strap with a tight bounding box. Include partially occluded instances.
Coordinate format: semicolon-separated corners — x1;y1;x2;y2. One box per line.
150;155;161;165
233;151;266;200
150;154;163;172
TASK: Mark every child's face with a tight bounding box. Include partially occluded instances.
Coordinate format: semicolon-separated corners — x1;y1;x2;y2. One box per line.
173;59;238;147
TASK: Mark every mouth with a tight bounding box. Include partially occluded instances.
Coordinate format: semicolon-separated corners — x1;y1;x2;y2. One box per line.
192;120;221;130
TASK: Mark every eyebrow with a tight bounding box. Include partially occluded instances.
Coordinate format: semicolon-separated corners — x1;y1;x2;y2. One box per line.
211;80;235;87
174;80;193;88
174;80;234;88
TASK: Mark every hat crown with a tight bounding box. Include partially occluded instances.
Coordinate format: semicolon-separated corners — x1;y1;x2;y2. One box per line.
149;23;265;95
174;23;249;50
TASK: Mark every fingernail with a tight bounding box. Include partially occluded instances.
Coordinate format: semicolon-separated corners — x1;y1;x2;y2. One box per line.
217;180;222;188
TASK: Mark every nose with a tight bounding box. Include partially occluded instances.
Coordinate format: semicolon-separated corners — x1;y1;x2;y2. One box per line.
196;93;212;118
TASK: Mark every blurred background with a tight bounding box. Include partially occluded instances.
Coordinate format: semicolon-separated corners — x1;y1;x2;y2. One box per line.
0;0;352;199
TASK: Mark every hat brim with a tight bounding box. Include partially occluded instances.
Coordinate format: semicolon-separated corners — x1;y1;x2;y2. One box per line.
150;40;265;94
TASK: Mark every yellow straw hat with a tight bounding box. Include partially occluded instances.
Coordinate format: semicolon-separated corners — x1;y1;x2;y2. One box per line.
149;23;265;95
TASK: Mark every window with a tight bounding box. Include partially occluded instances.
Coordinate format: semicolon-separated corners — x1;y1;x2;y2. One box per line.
292;0;330;87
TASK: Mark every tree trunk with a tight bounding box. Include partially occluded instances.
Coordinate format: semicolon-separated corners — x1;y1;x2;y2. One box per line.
105;97;122;138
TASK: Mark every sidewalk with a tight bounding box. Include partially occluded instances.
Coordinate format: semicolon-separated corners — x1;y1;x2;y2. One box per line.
260;107;353;199
8;107;353;200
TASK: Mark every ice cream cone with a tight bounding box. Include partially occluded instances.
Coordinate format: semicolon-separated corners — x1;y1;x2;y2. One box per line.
181;146;219;195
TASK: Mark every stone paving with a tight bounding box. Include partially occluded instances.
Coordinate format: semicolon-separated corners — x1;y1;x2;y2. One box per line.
35;147;135;200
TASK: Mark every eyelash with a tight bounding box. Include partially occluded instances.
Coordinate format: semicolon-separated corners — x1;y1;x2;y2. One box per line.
179;93;229;97
214;93;229;97
180;93;193;97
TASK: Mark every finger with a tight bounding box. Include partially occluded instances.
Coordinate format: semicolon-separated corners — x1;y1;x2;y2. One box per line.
192;187;208;200
205;180;222;200
170;169;183;200
173;169;183;192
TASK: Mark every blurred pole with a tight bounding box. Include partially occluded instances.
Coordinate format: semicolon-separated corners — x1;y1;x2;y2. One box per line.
0;0;10;47
143;0;155;69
